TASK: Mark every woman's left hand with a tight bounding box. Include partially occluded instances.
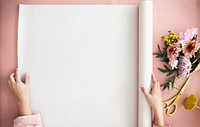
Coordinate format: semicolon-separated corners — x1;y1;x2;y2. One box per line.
8;68;32;116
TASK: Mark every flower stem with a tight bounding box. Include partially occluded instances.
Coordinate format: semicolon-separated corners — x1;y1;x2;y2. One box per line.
173;86;180;91
196;105;200;109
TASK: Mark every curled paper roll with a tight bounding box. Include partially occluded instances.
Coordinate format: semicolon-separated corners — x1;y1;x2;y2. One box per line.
138;0;153;127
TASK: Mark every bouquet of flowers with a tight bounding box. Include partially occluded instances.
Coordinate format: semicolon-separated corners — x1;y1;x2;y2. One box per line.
154;28;200;90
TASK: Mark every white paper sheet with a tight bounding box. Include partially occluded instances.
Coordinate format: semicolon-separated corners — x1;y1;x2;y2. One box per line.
18;5;139;127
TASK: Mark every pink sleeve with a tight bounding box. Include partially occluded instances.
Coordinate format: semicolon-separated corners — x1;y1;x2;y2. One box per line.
14;114;42;127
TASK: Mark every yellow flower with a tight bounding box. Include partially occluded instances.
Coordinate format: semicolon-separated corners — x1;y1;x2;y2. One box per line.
183;94;198;111
162;31;180;46
174;33;179;39
169;33;179;40
162;36;171;45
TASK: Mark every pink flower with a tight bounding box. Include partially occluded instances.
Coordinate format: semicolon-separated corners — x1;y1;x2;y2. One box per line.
179;28;198;41
178;56;192;77
167;43;181;59
183;40;200;58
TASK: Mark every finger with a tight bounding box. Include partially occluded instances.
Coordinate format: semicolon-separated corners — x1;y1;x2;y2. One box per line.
151;73;158;91
152;73;157;84
7;80;12;89
8;80;13;89
9;73;16;84
140;85;150;99
15;68;22;83
7;80;14;93
25;73;30;85
8;79;11;85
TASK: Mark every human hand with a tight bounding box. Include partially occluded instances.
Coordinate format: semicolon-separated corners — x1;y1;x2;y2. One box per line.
140;73;164;126
8;68;32;115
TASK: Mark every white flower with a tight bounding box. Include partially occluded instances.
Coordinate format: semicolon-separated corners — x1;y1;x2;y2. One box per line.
169;59;178;69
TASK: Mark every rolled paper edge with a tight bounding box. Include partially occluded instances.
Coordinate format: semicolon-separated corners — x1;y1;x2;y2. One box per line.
138;0;153;127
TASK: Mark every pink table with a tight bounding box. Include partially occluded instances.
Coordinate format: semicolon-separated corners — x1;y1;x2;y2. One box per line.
0;0;200;127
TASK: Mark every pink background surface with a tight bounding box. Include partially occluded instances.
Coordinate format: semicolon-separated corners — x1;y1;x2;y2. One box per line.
0;0;200;127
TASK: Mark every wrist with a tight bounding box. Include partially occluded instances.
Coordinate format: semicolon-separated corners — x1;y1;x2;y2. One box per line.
18;98;30;105
18;99;32;116
154;108;164;126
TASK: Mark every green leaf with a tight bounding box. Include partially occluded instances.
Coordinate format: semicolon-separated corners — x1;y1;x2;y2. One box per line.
195;48;200;60
158;67;167;72
164;65;170;71
166;71;174;76
158;65;178;77
158;44;162;53
162;82;168;90
162;75;177;90
153;44;169;62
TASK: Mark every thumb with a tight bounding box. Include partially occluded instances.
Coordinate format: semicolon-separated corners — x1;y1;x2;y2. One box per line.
25;73;30;85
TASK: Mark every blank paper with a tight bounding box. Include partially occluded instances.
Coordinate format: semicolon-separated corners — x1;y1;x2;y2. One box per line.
18;5;139;127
